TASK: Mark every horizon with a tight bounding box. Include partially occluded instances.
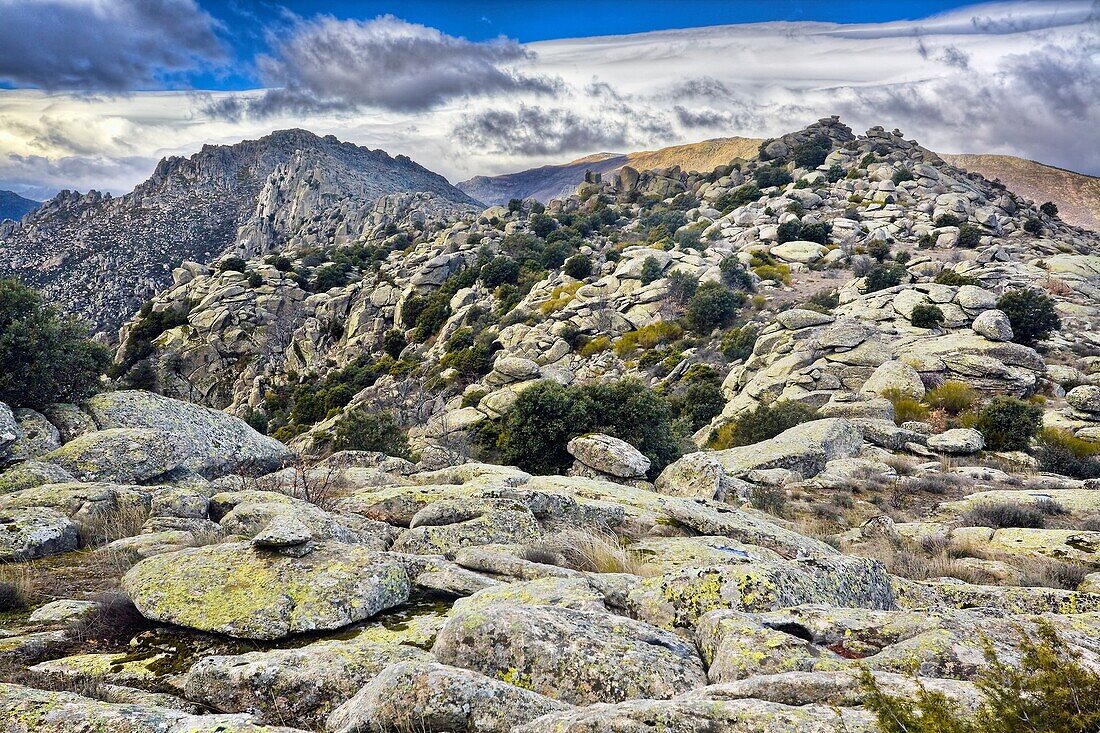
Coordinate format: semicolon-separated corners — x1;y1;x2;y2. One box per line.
0;0;1097;199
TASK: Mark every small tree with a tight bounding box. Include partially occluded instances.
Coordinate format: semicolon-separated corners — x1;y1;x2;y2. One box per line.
687;282;742;333
910;303;945;329
639;256;663;285
0;278;110;409
957;224;983;248
975;396;1043;451
1023;217;1043;235
333;409;410;458
381;329;407;360
996;288;1061;346
1040;201;1059;217
563;254;592;280
480;256;520;288
218;257;247;273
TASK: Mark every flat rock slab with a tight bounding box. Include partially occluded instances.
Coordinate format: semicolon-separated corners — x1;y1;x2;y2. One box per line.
0;507;78;561
122;541;410;640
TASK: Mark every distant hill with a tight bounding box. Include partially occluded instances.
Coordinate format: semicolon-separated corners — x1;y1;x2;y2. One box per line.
0;129;478;334
0;190;39;222
458;137;762;205
941;154;1099;232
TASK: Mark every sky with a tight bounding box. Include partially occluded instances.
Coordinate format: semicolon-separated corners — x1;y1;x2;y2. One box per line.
0;0;1096;199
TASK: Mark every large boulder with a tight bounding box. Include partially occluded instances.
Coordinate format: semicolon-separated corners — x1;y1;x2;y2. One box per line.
971;309;1014;342
567;434;650;479
1068;386;1100;416
0;402;18;464
927;428;985;455
432;604;707;704
328;661;569;733
122;541;410;639
0;507;79;561
707;419;863;479
41;429;186;484
861;360;925;400
770;240;827;264
185;637;429;729
85;390;293;478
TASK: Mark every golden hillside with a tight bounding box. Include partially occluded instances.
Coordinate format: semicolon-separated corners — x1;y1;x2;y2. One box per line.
942;154;1100;232
618;137;763;173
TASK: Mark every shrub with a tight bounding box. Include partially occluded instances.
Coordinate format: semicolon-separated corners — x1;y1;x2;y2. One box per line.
792;138;829;169
333;409;410;457
313;263;350;291
1040;201;1059;217
957;224;983;248
563;254;592;279
975;396;1043;451
247;272;264;288
934;213;962;227
806;289;839;313
710;400;818;448
679;373;726;431
0;278;110;409
800;222;832;245
667;270;699;303
714;184;762;213
753;264;791;285
67;591;148;645
578;335;611;358
639;256;663;285
496;379;681;475
381;329;406;360
1024;217;1043;235
996;288;1061;346
1034;428;1100;479
776;220;802;244
880;388;930;424
687;282;743;332
720;324;760;362
934;270;979;286
891;167;914;184
962;501;1046;529
864;263;907;292
719;257;753;290
614;321;682;358
755;165;793;188
910;303;945;329
749;485;787;516
481;256;521;287
218;257;246;273
0;580;27;612
925;381;978;415
861;623;1100;733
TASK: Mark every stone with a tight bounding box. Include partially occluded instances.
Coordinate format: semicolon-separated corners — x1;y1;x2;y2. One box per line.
707;419;864;479
0;507;79;561
432;604;707;704
85;390;293;478
771;240;827;264
654;452;745;501
328;661;569;733
861;360;925;400
27;599;99;625
122;541;410;639
696;610;846;683
0;461;76;493
41;429;187;483
185;636;429;729
1068;386;1100;415
0;402;19;461
11;409;61;459
662;499;838;560
971;309;1014;341
252;515;313;549
927;428;985;454
776;309;835;330
566;434;650;479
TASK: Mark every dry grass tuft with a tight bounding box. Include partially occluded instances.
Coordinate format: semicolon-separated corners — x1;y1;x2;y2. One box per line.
530;529;661;577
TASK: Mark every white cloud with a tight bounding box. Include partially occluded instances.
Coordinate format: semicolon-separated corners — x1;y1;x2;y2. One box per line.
0;0;1095;198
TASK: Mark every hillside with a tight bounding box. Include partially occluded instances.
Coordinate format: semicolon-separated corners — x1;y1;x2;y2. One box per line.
0;129;478;334
458;136;762;205
942;153;1100;232
0;190;39;222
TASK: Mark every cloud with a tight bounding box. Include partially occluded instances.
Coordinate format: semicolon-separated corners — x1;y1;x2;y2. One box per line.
211;14;561;118
674;106;733;128
453;105;633;156
0;0;224;91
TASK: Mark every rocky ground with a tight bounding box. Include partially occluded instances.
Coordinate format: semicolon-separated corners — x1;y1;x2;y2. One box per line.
2;117;1100;731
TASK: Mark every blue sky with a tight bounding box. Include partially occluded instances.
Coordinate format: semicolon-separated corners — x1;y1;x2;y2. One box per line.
0;1;1095;197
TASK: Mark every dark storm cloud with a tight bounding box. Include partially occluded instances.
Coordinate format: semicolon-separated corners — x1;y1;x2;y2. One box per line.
209;14;561;118
0;0;224;91
675;106;734;128
668;77;732;100
453;105;632;156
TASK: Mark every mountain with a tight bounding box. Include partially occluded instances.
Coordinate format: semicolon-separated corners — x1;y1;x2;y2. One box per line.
941;154;1099;232
457;136;762;205
0;190;39;222
0;129;479;334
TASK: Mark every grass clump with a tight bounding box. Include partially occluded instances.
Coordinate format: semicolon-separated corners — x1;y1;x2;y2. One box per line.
880;388;930;424
925;381;978;416
961;501;1047;529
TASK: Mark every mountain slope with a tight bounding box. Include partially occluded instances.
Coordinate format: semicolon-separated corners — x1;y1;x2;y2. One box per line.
0;130;478;334
458;136;762;205
0;190;39;222
941;154;1099;232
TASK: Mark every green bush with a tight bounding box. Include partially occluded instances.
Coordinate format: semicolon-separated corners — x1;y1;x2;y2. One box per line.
861;623;1100;733
891;168;914;184
381;329;406;359
975;396;1043;451
880;388;931;424
714;185;762;213
865;263;907;292
867;240;891;262
496;379;682;476
997;288;1061;346
792;138;830;169
957;224;983;248
1040;201;1059;217
218;257;246;273
933;270;979;286
563;254;592;279
313;264;350;291
687;282;743;333
639;256;663;285
1024;217;1043;235
720;324;760;362
672;367;726;431
667;270;699;303
0;278;110;409
925;381;978;416
333;409;410;458
934;213;962;227
806;290;839;313
1034;428;1100;479
911;303;945;329
710;400;818;449
776;220;802;244
755;165;793;189
481;256;520;287
719;257;753;290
